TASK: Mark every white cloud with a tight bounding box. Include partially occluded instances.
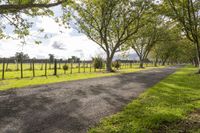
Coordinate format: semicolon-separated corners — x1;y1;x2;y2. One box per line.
0;14;136;60
0;25;103;60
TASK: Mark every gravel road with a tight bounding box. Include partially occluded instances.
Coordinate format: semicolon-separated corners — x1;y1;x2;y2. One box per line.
0;66;179;133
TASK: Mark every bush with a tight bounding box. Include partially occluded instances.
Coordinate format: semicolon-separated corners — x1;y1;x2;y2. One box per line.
112;61;121;69
63;65;69;71
93;57;104;69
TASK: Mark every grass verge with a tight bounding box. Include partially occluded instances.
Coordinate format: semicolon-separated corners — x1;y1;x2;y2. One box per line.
0;66;162;91
89;66;200;133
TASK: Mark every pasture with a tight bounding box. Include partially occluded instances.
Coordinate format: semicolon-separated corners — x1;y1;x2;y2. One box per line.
0;61;162;91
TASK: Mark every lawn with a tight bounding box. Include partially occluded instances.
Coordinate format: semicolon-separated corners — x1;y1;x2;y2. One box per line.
89;66;200;133
0;64;163;91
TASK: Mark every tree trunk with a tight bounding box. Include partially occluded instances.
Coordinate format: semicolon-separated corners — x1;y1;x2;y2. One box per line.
193;57;198;67
154;58;158;67
139;59;144;68
106;57;113;72
162;58;168;66
195;41;200;73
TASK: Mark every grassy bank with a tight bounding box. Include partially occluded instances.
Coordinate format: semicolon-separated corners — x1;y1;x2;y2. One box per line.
0;66;162;91
89;66;200;133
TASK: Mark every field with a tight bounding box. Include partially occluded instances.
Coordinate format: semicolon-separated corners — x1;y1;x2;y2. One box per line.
89;66;200;133
0;62;152;79
0;62;163;91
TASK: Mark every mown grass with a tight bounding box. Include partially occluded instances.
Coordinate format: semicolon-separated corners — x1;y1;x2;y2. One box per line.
0;63;152;79
89;66;200;133
0;64;163;91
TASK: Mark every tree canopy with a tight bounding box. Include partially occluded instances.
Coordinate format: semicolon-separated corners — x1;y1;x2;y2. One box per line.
0;0;68;42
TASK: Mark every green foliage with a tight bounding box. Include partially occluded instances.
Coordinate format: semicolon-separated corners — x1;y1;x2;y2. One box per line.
48;54;54;63
70;0;154;71
112;61;121;69
63;64;69;71
93;57;104;69
14;52;29;62
0;0;68;44
89;66;200;132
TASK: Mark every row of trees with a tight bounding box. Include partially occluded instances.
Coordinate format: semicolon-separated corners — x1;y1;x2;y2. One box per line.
0;0;199;73
69;0;199;72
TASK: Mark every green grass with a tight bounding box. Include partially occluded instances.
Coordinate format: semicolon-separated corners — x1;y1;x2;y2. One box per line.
0;63;152;79
89;66;200;133
0;64;163;91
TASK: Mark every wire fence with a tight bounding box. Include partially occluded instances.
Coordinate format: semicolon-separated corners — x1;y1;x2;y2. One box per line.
0;58;153;80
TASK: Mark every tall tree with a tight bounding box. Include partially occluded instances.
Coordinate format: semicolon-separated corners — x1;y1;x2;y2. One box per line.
127;15;166;68
70;0;152;72
15;52;29;62
164;0;200;73
48;54;55;63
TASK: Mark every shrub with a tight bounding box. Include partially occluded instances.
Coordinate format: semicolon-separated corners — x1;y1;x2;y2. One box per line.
93;56;104;69
63;65;69;71
112;61;121;69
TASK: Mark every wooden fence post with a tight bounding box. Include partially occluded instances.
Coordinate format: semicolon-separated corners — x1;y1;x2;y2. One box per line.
32;59;35;77
90;63;92;72
70;61;73;74
59;61;61;69
45;60;47;77
94;64;96;72
54;59;57;76
83;60;85;73
2;58;5;80
30;61;32;70
20;59;23;78
130;61;132;68
78;61;80;73
6;61;9;71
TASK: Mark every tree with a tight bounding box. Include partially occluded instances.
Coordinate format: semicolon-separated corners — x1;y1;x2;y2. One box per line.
48;54;54;63
14;52;29;70
150;29;196;66
48;54;54;69
0;0;67;14
127;15;167;68
70;0;152;72
163;0;200;73
15;52;29;62
149;24;182;66
0;0;68;40
68;56;80;63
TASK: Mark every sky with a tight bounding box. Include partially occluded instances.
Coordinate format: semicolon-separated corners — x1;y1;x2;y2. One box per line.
0;6;137;60
0;15;104;60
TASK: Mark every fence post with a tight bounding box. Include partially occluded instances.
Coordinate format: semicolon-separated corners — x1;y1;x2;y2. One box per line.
32;59;35;77
20;59;23;78
94;64;96;72
2;58;5;80
29;61;32;70
59;61;61;69
78;61;80;73
54;59;57;76
6;60;9;71
90;62;92;72
70;61;73;74
45;60;47;77
84;60;85;73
